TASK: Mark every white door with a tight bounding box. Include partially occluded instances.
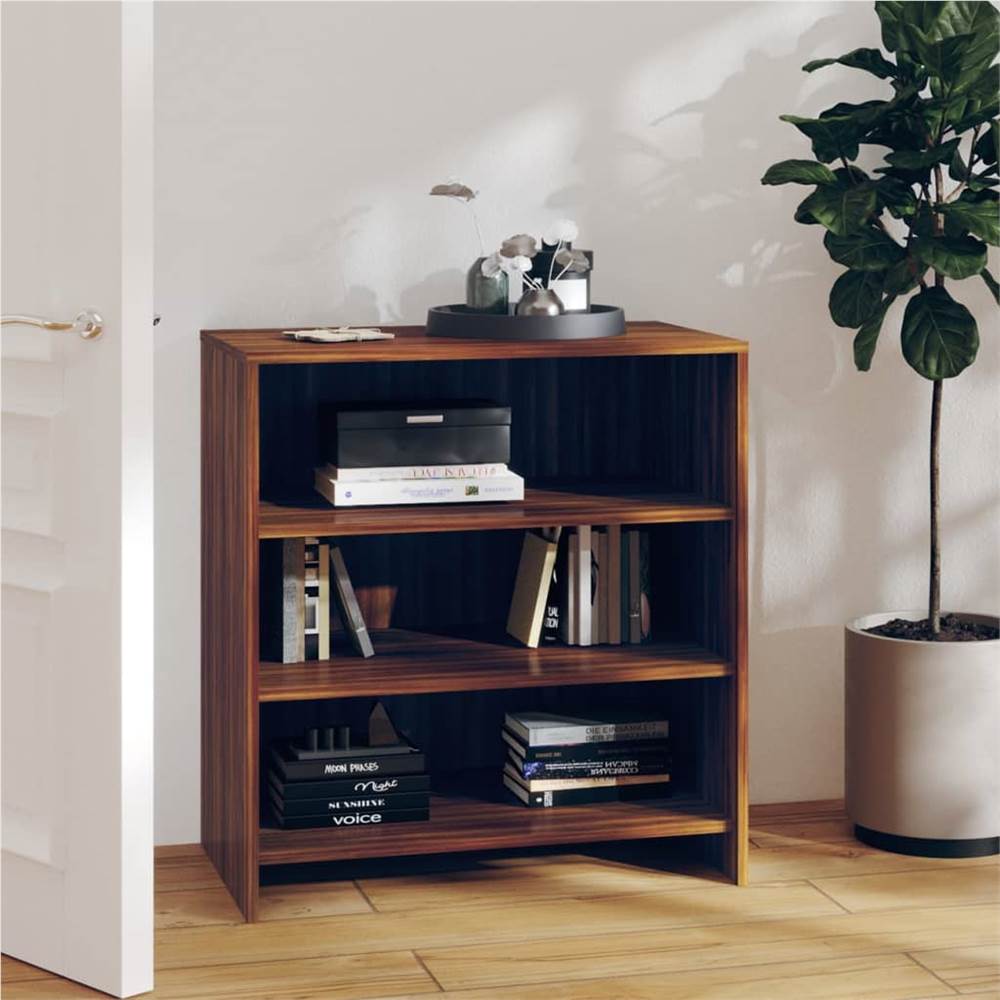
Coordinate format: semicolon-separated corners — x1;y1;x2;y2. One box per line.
1;2;153;996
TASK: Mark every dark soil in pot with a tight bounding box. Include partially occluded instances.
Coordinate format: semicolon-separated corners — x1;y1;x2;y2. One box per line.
865;614;999;642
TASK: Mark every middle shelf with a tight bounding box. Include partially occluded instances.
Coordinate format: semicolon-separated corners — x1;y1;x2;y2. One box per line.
259;628;732;701
258;484;734;539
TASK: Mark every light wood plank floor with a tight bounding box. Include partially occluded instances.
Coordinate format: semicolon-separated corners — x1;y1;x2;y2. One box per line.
4;801;998;999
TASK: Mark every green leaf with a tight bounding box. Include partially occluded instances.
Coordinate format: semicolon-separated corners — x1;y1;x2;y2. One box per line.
912;234;988;279
938;196;1000;245
853;296;895;371
883;256;929;295
803;48;898;79
829;270;885;328
948;146;967;182
928;1;999;40
882;137;961;171
900;286;979;379
909;23;998;95
975;120;999;166
761;160;838;186
875;175;919;217
779;101;888;163
823;229;906;270
798;183;878;236
779;114;860;163
981;267;1000;304
888;2;947;53
875;1;946;53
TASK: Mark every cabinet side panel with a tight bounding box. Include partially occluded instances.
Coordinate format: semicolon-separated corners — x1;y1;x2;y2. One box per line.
724;351;749;884
201;342;258;919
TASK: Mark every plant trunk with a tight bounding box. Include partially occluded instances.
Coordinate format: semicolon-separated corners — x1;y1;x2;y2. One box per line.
929;378;942;635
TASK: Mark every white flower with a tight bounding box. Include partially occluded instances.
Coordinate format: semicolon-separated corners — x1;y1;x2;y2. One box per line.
499;254;533;275
544;219;579;245
481;253;502;277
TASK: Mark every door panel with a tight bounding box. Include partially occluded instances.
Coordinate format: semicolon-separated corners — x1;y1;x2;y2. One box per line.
1;2;153;996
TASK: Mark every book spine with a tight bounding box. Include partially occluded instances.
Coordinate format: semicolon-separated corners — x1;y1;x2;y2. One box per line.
317;541;330;659
502;729;669;762
505;764;670;792
506;531;558;648
562;542;577;645
576;526;592;646
268;772;430;799
521;721;670;747
504;776;669;808
273;807;429;829
542;531;566;645
270;791;429;817
321;463;508;482
591;531;602;645
639;530;652;642
315;471;524;507
511;758;671;781
628;529;641;643
281;538;305;663
330;546;374;658
276;753;426;781
620;529;629;642
606;524;621;645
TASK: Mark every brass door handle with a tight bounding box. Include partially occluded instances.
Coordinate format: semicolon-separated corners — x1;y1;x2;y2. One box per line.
1;309;103;340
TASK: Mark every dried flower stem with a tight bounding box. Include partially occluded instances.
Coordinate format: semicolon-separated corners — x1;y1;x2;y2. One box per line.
547;239;564;286
467;204;486;258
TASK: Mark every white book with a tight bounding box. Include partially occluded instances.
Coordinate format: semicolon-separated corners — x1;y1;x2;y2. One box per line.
314;469;524;507
562;544;578;646
606;524;622;645
575;526;592;647
504;711;670;747
318;462;508;482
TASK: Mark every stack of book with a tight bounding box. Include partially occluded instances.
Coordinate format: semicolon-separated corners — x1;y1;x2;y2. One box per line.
267;704;430;828
314;462;525;507
507;525;652;648
502;710;670;808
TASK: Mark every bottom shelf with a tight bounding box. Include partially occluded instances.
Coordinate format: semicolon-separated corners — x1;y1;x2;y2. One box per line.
258;774;728;865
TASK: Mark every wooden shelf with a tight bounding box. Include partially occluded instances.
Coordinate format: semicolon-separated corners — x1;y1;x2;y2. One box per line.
258;485;733;539
203;322;748;365
259;783;727;865
259;628;731;701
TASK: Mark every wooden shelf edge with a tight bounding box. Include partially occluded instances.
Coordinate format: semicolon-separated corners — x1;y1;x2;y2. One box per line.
258;631;732;701
258;801;730;865
258;491;734;540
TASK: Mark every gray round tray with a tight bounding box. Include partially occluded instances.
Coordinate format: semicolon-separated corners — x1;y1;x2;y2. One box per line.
426;304;626;340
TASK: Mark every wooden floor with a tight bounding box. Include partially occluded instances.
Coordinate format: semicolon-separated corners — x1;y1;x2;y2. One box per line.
3;801;998;999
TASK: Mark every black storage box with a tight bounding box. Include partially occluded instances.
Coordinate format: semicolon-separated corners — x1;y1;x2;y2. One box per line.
320;400;511;469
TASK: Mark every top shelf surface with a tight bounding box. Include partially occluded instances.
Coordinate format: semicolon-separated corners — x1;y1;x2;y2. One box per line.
201;322;748;365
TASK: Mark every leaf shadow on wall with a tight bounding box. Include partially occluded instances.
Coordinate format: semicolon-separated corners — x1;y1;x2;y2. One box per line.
540;7;948;800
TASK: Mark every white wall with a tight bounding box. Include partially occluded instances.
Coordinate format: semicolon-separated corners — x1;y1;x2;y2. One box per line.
154;1;1000;843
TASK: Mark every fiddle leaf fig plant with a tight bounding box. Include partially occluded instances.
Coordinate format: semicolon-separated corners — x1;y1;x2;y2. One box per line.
762;1;999;637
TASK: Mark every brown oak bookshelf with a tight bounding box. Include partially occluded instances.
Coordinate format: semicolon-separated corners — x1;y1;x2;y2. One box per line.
202;322;748;921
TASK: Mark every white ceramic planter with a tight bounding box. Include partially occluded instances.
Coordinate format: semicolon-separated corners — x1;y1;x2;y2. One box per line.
845;611;1000;857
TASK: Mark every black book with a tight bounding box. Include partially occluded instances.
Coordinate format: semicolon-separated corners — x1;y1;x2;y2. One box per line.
267;771;430;800
503;774;671;808
502;728;669;764
506;749;671;782
269;746;426;782
268;788;430;818
270;806;429;829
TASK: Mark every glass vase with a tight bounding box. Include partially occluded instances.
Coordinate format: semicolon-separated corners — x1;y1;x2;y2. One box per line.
466;258;509;314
